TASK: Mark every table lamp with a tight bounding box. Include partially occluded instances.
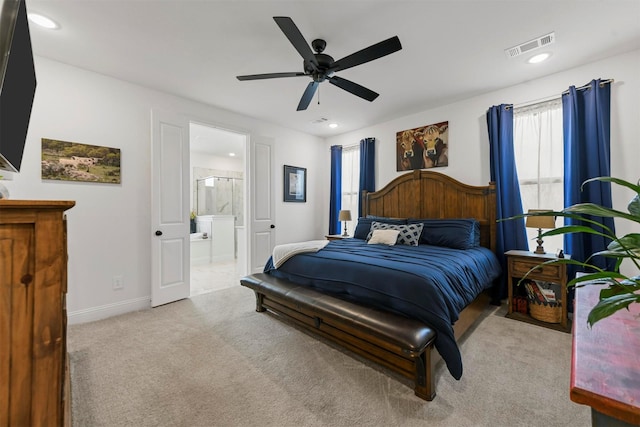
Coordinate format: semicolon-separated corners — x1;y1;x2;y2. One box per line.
525;209;556;254
339;209;352;236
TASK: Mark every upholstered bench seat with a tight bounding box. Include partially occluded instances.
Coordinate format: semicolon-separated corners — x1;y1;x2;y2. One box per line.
240;273;437;400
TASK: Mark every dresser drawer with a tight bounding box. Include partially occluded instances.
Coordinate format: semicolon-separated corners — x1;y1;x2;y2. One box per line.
510;257;562;281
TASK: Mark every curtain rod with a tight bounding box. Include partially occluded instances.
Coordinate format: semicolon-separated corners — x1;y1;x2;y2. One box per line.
331;143;359;150
562;79;614;95
512;94;561;110
505;79;614;110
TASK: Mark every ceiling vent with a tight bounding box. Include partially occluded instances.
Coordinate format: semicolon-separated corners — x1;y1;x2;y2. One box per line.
505;32;555;58
311;118;328;124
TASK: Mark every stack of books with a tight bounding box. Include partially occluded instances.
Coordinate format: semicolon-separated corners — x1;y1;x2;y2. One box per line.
522;279;561;306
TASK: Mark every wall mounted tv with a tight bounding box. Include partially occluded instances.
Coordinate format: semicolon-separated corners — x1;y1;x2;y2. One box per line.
0;0;37;172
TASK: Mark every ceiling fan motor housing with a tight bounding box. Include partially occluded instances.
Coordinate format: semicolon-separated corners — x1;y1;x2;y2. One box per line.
304;52;334;81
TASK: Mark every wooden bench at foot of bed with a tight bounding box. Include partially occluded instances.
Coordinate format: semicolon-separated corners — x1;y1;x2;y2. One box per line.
241;273;438;400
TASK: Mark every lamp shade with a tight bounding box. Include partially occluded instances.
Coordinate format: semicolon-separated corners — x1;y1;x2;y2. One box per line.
338;210;352;222
525;209;555;229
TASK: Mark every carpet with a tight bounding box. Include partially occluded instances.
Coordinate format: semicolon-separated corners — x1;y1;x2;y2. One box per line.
68;285;590;426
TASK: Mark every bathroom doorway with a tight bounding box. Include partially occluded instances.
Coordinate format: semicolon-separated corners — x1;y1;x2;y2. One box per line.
189;122;248;296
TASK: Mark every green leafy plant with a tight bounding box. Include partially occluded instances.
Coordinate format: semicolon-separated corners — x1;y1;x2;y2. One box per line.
515;177;640;327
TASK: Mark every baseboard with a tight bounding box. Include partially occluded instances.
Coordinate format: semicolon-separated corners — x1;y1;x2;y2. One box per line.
67;296;150;325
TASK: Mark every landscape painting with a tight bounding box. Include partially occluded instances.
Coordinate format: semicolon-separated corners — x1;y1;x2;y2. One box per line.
396;121;449;171
41;138;121;183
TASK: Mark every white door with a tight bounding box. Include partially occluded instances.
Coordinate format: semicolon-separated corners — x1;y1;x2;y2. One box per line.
151;110;190;307
250;136;276;273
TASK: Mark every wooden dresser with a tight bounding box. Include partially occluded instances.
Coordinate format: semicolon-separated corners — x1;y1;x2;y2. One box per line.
0;200;75;426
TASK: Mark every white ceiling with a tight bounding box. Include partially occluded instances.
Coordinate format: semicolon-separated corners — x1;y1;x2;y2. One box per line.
190;122;246;159
27;0;640;154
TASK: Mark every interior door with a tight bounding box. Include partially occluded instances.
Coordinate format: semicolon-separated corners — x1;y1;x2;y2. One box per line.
250;136;276;273
151;109;190;307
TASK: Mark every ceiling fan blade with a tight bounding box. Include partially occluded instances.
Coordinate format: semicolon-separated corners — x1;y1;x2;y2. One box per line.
328;76;379;102
297;81;319;111
273;17;319;71
329;36;402;73
237;72;306;81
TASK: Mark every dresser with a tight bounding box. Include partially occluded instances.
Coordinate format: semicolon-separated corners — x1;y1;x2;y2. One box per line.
0;200;75;426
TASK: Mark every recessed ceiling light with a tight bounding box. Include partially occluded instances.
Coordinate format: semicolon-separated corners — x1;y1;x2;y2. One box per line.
329;123;338;129
28;13;59;30
228;152;236;157
527;53;550;64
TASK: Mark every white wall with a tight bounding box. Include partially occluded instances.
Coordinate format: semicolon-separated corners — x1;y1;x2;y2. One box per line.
326;49;640;275
4;56;327;323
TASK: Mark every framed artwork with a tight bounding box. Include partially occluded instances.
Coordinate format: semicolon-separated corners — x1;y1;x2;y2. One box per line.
41;138;121;184
283;165;306;202
396;121;449;171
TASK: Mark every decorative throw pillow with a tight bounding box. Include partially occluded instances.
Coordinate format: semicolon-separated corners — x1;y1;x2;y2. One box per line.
366;221;423;246
407;218;480;249
367;229;399;245
353;216;407;240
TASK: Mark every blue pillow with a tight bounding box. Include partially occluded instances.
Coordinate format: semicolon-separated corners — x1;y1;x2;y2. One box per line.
408;218;480;249
353;216;407;240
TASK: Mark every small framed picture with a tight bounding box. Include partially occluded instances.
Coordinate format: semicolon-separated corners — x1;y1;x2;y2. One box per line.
283;165;306;202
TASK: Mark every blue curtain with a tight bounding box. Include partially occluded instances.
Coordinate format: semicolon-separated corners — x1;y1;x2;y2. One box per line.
487;104;528;301
329;145;343;235
563;79;615;271
358;138;376;217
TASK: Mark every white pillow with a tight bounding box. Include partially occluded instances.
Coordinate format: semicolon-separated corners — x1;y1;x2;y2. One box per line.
367;229;399;245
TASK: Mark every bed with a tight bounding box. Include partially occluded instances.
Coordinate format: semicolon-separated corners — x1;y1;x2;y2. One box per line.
241;170;500;400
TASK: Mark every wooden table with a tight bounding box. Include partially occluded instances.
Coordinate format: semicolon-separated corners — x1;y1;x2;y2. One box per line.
570;283;640;426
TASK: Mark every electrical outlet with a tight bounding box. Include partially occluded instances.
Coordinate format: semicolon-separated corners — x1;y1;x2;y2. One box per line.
112;275;124;290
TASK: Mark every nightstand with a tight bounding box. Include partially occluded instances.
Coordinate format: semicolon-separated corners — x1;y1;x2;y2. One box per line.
505;249;571;332
325;234;348;241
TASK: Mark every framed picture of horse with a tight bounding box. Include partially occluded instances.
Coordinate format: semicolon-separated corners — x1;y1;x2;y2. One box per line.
396;121;448;171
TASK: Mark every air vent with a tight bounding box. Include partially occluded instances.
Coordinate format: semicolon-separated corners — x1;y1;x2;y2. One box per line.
311;118;328;124
505;32;555;58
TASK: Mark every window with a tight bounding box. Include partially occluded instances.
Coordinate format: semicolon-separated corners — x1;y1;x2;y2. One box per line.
341;145;360;235
513;99;564;252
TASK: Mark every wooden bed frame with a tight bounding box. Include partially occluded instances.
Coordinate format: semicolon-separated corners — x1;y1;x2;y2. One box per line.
241;170;497;400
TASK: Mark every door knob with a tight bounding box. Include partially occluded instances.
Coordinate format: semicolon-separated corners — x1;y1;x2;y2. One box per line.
270;224;275;229
155;230;163;236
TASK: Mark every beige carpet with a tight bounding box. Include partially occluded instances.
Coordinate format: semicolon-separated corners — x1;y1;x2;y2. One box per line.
68;286;590;427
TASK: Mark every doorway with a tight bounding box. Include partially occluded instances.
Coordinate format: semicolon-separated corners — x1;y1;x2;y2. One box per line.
189;122;248;296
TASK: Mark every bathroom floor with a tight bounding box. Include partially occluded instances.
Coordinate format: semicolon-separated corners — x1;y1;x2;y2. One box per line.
190;259;244;297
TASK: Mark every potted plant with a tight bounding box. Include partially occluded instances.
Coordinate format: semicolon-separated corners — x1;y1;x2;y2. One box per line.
190;210;197;233
517;177;640;327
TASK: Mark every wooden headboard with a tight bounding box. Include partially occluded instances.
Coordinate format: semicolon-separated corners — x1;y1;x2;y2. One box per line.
362;170;497;252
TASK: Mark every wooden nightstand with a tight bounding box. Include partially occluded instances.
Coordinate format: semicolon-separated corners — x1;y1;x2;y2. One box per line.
505;249;571;332
325;234;348;241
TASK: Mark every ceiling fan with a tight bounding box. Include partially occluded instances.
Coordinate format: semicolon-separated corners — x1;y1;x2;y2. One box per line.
236;17;402;111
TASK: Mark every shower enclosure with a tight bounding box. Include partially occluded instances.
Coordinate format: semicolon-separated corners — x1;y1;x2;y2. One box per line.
195;175;244;226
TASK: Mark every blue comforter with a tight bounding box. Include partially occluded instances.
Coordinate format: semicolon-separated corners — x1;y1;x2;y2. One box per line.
264;238;501;380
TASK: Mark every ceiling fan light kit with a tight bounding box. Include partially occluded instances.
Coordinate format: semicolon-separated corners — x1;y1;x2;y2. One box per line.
236;16;402;111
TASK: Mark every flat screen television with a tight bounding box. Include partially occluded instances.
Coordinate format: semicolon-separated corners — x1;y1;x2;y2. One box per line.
0;0;37;172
